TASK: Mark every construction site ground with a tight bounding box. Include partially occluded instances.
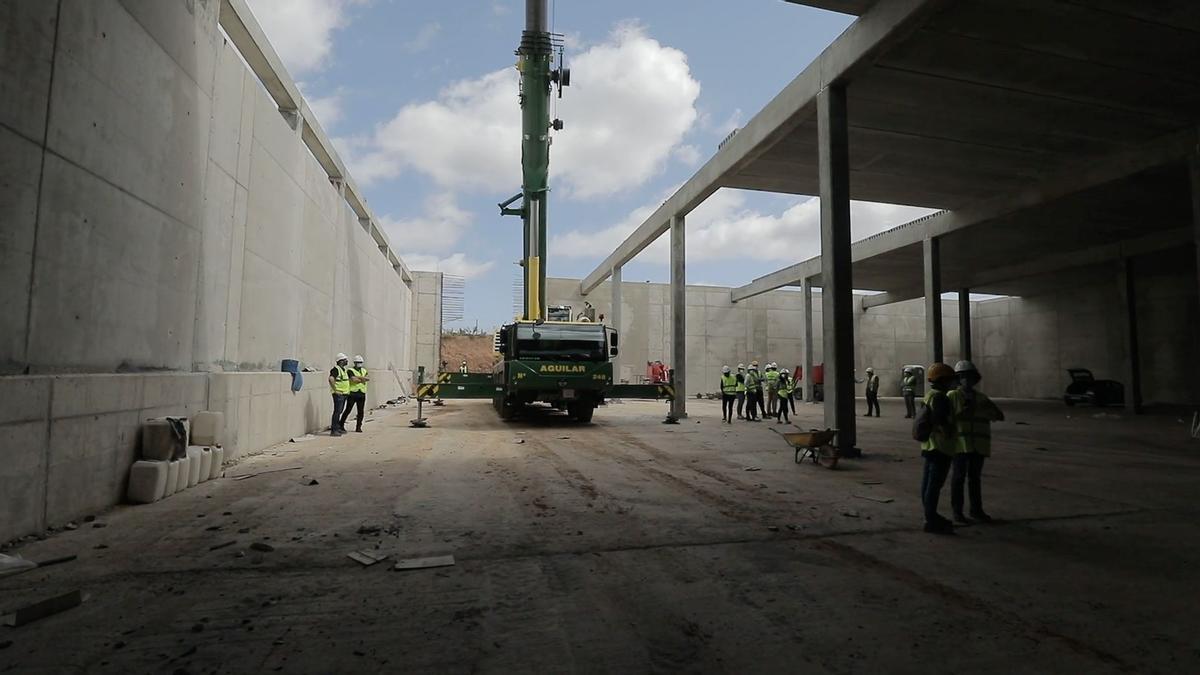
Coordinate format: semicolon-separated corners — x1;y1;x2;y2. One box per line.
2;397;1198;673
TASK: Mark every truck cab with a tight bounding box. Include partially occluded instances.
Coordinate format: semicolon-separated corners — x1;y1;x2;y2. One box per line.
493;320;618;422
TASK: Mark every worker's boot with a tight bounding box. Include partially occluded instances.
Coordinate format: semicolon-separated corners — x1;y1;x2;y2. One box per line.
953;511;972;525
969;509;992;523
355;425;363;433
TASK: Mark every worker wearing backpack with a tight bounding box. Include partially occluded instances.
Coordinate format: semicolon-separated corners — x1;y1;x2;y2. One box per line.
948;360;1004;524
914;362;958;534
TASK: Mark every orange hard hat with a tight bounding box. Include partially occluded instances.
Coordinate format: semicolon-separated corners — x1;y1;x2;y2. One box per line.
927;362;955;382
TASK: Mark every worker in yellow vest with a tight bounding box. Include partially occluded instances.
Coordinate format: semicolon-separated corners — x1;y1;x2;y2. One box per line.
459;360;468;374
719;366;737;424
918;362;958;534
744;362;762;422
328;353;351;437
776;367;793;424
764;363;780;417
948;360;1003;524
735;364;747;419
339;355;370;433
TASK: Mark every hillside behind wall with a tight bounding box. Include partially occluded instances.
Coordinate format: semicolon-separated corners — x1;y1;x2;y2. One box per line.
0;1;415;542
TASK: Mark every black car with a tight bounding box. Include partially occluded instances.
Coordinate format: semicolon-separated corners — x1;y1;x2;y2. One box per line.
1063;368;1124;407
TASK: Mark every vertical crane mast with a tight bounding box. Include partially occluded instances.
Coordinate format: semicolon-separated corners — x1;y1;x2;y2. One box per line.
519;0;551;322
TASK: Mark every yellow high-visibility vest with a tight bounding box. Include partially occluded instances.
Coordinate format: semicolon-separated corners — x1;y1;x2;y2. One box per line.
332;366;351;394
349;367;368;394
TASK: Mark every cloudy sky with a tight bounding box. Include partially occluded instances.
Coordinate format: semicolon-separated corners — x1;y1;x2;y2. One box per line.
243;0;935;329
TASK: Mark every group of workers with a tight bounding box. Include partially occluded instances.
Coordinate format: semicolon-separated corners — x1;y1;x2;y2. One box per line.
328;353;371;436
719;362;797;424
919;359;1004;535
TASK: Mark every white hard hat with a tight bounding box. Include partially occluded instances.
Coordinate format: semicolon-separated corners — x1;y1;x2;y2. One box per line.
866;367;874;374
954;360;978;374
737;363;745;370
722;365;731;373
336;353;348;361
353;355;364;363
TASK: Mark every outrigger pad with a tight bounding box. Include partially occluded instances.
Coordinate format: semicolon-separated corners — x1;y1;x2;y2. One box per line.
409;418;429;428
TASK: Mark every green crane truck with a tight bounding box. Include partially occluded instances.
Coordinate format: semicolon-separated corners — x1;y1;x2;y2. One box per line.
411;0;674;426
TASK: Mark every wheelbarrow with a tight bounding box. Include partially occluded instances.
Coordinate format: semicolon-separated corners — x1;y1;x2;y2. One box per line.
770;426;839;469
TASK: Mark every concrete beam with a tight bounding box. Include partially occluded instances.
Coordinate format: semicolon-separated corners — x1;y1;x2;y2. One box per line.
670;215;687;419
818;85;857;453
923;237;943;364
731;128;1197;301
579;0;945;296
861;227;1194;308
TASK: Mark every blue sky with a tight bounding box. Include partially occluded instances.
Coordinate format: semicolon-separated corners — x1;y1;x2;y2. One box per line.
245;0;935;329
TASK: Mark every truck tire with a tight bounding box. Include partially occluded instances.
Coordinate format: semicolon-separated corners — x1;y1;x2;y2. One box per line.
572;402;594;424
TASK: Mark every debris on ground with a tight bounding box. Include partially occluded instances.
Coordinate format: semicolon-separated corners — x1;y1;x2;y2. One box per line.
842;510;861;518
743;466;761;472
860;480;883;485
357;525;382;536
514;439;525;444
209;541;237;551
305;479;320;486
63;522;78;531
2;590;84;627
852;494;894;504
767;526;779;532
1014;421;1030;425
1035;447;1050;452
34;554;78;569
0;553;37;578
290;434;317;443
250;542;275;553
394;554;455;571
232;466;303;481
347;550;390;567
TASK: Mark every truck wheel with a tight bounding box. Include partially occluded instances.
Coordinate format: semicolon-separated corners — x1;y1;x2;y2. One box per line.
573;403;595;424
497;396;518;420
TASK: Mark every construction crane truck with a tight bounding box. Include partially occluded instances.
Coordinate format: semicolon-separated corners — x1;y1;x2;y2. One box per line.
413;0;673;425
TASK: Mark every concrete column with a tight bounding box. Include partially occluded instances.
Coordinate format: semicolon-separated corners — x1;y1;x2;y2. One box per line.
958;288;972;362
1117;258;1144;414
610;265;622;382
1191;155;1200;316
670;214;687;419
801;277;815;403
817;85;856;453
924;236;943;364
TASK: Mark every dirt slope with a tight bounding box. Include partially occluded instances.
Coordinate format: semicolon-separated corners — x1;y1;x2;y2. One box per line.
440;334;496;372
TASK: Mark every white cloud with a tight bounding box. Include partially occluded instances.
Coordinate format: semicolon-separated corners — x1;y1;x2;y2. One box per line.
403;253;495;279
347;23;701;199
378;193;472;255
243;0;363;76
306;91;344;129
491;2;511;16
551;189;937;265
404;22;442;53
673;144;703;167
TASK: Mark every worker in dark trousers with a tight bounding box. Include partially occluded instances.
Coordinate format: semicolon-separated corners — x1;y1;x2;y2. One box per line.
920;363;958;534
744;362;762;422
948;360;1004;524
328;353;351;437
776;368;792;424
339;355;370;433
719;366;737;424
735;364;747;419
902;367;918;418
863;367;881;416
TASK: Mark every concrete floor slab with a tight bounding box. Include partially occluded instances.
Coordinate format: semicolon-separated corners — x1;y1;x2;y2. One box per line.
2;398;1197;672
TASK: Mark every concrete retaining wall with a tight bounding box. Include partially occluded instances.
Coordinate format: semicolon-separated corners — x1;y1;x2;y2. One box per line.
0;370;346;543
1;0;414;377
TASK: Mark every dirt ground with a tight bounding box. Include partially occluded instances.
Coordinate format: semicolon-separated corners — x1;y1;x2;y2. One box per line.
2;396;1198;673
440;334;496;373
